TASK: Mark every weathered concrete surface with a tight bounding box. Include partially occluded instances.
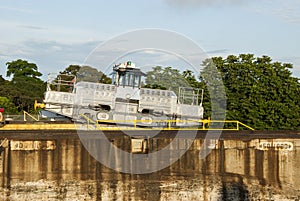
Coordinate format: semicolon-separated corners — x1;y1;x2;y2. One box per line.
0;130;299;200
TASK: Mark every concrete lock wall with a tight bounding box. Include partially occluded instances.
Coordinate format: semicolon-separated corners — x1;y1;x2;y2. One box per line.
0;133;300;200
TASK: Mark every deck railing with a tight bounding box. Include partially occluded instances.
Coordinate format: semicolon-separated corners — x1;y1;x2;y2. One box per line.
79;114;255;131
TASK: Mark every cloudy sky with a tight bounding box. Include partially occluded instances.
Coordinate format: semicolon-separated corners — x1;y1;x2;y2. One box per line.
0;0;299;80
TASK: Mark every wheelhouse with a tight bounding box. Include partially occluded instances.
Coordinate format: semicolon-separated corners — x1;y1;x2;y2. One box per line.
112;61;146;88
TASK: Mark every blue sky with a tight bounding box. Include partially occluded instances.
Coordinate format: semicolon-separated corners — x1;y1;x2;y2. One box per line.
0;0;299;80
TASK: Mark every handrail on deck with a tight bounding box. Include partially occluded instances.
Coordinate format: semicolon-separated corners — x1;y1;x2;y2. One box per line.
23;111;39;122
79;114;255;131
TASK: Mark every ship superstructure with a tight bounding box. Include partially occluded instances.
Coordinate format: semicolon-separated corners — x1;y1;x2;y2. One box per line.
42;61;204;127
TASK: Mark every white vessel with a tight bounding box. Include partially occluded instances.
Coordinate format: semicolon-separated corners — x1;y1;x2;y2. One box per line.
41;61;204;127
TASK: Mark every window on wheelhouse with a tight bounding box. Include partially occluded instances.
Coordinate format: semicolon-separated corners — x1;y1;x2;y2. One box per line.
134;75;140;87
116;72;142;88
111;72;116;85
111;64;146;88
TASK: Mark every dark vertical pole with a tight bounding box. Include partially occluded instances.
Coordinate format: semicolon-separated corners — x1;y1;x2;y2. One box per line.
96;160;102;201
219;139;225;174
244;143;250;176
2;140;11;189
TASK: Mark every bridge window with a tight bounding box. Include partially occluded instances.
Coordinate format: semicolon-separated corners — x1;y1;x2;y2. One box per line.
118;72;141;87
125;74;129;86
134;75;140;87
129;74;134;86
111;73;116;85
119;74;125;86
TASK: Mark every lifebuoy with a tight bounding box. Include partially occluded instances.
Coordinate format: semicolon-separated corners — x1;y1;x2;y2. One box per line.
0;112;3;122
141;116;152;124
97;112;109;120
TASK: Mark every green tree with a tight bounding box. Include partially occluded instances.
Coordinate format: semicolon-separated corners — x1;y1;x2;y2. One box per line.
0;75;5;84
6;59;42;78
0;96;18;114
201;54;300;130
53;65;81;92
144;66;189;95
3;59;45;112
61;64;81;76
182;70;201;88
54;65;112;92
199;59;226;121
77;66;111;84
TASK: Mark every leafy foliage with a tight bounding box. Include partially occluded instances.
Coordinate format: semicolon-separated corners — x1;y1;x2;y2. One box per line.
52;65;81;92
145;55;299;130
0;96;18;114
144;66;189;95
53;65;112;92
0;59;45;113
203;54;300;130
77;66;111;84
11;76;45;112
6;59;42;79
199;59;227;120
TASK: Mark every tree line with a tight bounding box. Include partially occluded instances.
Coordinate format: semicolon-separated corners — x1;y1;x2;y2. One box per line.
0;55;299;130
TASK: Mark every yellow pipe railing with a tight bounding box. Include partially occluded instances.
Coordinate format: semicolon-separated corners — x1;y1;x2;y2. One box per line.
79;114;255;131
23;111;39;121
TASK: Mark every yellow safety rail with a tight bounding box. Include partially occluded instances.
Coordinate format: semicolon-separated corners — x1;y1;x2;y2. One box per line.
0;115;254;131
23;111;39;121
0;123;77;130
79;114;254;131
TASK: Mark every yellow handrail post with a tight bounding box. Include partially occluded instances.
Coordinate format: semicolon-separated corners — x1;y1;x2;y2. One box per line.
238;121;255;131
23;111;39;122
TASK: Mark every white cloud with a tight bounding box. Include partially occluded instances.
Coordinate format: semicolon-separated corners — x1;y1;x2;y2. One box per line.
251;0;300;24
272;2;300;23
0;42;33;57
166;0;300;24
19;25;45;30
0;19;107;45
0;39;101;80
